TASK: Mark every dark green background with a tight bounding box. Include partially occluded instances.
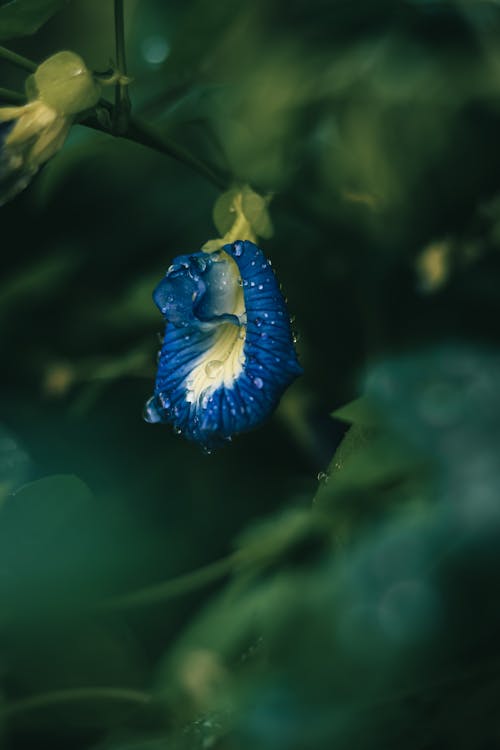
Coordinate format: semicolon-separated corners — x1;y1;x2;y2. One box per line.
1;1;500;748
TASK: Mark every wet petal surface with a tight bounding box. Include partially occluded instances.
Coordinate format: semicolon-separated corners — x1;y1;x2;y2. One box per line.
145;240;302;448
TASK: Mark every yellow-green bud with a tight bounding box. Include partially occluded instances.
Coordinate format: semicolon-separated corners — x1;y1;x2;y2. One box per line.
34;51;101;116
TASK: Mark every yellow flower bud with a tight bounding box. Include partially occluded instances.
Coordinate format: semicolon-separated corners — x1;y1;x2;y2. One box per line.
33;51;101;115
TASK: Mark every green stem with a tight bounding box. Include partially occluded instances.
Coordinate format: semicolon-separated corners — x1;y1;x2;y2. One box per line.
100;553;236;611
0;87;25;104
127;116;228;190
0;687;150;720
0;45;36;73
113;0;131;132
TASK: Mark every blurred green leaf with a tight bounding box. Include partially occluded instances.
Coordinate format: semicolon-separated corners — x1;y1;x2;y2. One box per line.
0;474;116;625
0;0;72;40
332;397;383;428
0;251;79;320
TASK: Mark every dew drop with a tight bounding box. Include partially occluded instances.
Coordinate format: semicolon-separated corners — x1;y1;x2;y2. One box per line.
317;471;330;483
237;278;243;287
173;426;182;435
255;317;263;327
205;360;224;378
158;392;171;410
233;243;244;257
258;284;264;290
253;376;264;389
143;396;162;423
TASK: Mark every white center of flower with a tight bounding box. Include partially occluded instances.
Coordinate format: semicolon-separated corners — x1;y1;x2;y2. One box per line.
186;252;246;403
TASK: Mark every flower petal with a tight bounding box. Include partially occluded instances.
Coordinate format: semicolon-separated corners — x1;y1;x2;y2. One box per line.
0;102;71;206
145;240;302;448
0;119;30;205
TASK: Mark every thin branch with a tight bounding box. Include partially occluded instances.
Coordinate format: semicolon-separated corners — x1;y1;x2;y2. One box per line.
113;0;131;132
127;116;228;190
0;45;36;73
0;43;228;190
82;103;228;190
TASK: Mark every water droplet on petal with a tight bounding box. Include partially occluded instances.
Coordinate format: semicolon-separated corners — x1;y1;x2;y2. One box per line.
143;396;162;423
205;360;224;378
255;317;263;327
253;376;264;389
258;284;264;290
158;392;171;410
233;243;244;257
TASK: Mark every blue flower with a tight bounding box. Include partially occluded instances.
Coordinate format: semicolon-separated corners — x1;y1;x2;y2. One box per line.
144;240;302;449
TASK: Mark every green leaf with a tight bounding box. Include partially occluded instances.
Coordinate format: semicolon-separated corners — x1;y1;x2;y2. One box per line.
0;0;71;41
332;396;382;427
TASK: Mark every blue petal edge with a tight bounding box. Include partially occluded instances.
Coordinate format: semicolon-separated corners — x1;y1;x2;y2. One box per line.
145;240;303;449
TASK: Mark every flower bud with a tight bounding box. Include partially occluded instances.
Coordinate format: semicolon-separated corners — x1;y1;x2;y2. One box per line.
33;51;101;115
